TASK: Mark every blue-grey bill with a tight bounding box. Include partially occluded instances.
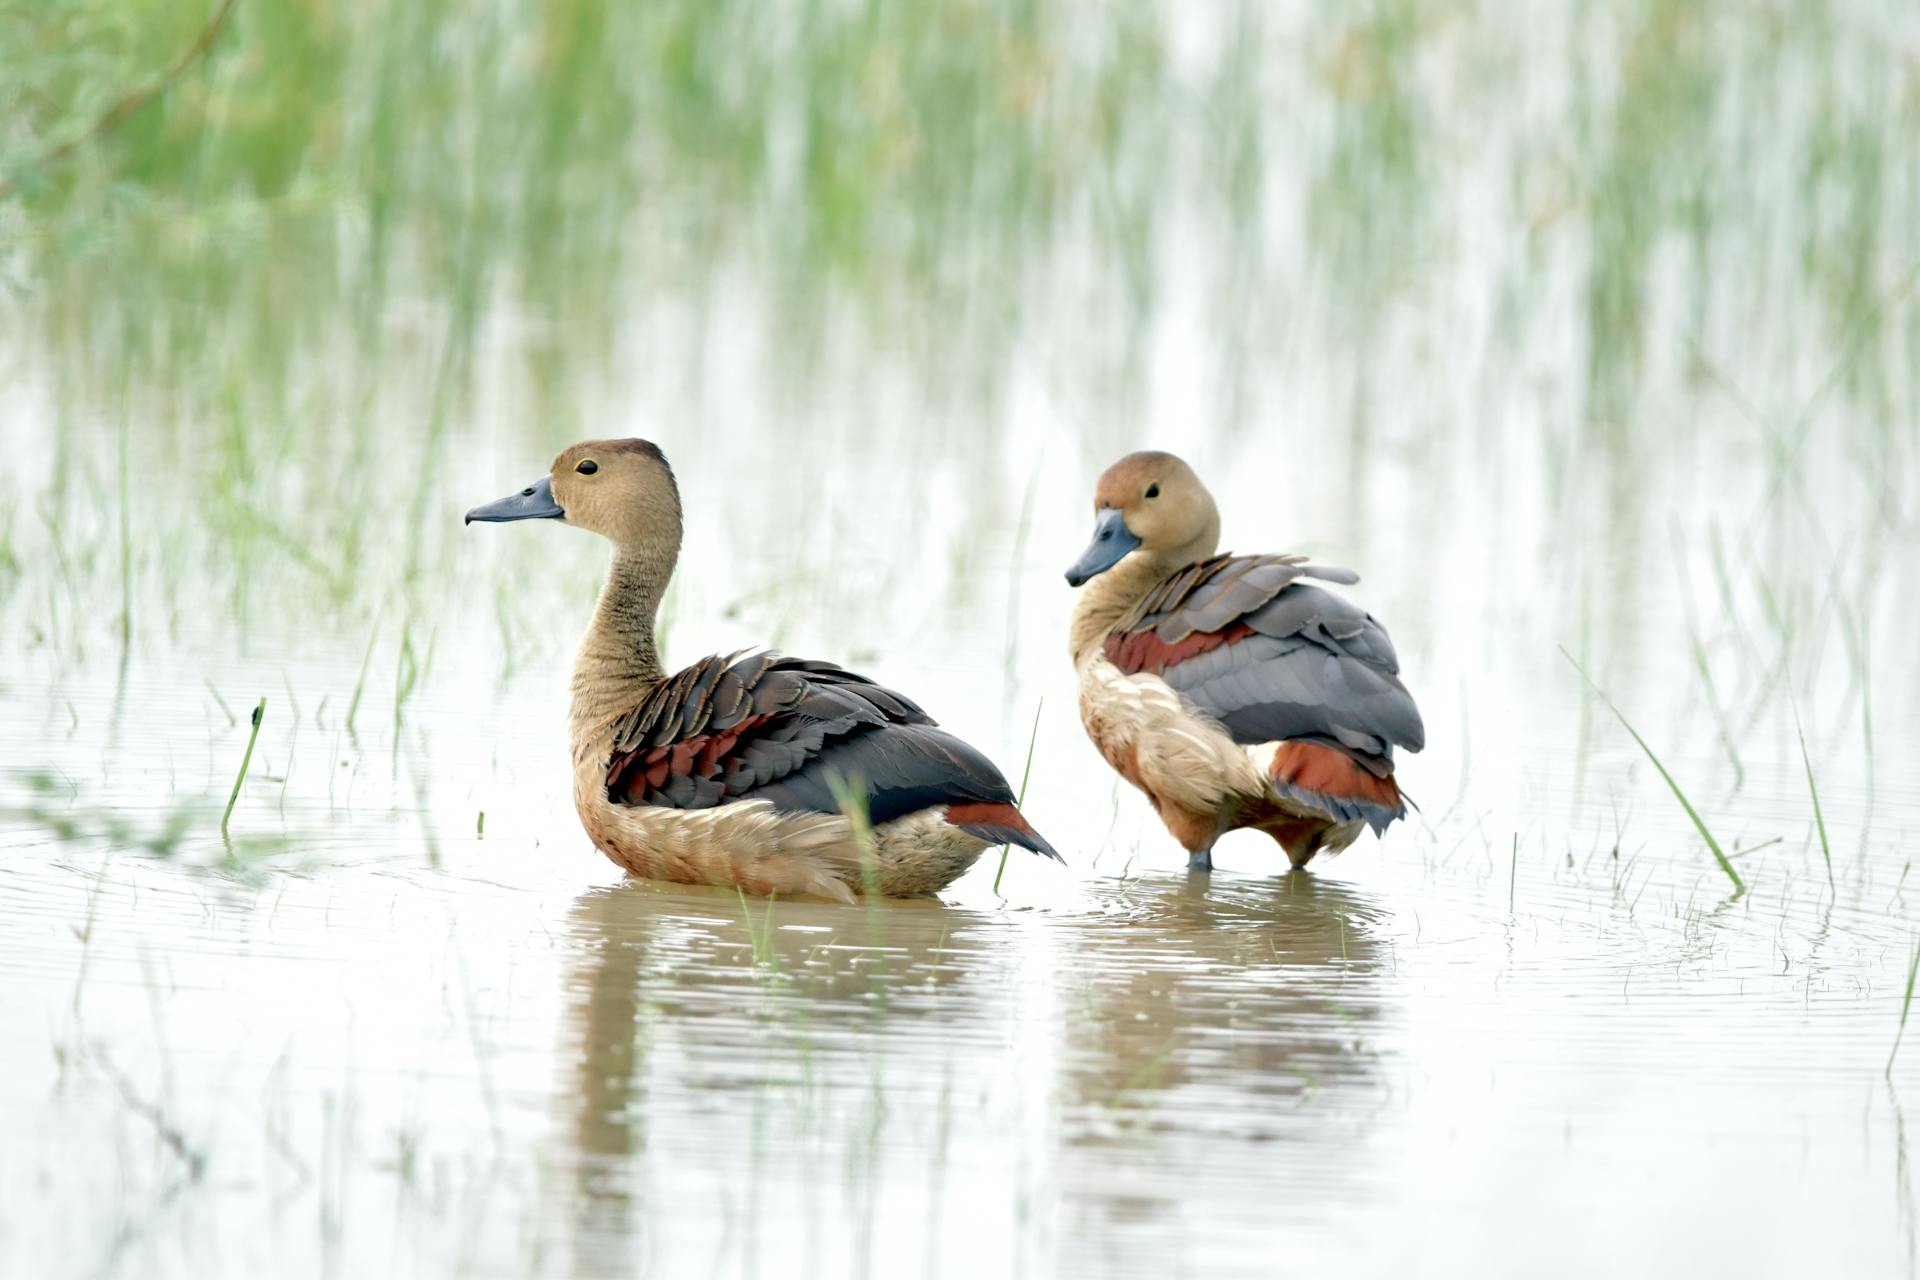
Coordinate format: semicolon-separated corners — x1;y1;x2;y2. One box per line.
465;475;564;524
1064;507;1141;586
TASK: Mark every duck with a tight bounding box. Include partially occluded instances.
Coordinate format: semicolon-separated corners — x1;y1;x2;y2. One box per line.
467;438;1059;901
1063;451;1423;873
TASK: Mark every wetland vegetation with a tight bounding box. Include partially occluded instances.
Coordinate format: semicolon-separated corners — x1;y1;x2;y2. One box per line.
2;1;1917;1275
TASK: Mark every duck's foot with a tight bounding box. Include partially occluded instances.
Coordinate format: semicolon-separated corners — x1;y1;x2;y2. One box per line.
1186;848;1215;873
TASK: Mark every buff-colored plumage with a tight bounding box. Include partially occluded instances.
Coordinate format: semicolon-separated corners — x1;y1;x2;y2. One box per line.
470;439;1058;900
1066;451;1421;872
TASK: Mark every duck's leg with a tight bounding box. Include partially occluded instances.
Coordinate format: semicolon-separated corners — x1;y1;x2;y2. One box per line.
1260;816;1331;870
1152;794;1230;876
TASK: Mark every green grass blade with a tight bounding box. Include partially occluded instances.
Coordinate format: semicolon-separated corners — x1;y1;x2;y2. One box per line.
1562;648;1743;894
1890;940;1920;1077
346;625;378;735
1792;700;1834;894
994;698;1044;895
824;770;880;900
220;697;266;840
1508;833;1518;914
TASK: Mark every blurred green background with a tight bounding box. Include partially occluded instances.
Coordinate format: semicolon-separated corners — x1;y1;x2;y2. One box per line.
2;0;1914;721
5;8;1920;1276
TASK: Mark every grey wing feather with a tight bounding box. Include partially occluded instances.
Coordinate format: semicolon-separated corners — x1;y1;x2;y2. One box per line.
1140;557;1305;642
1158;582;1424;756
1123;553;1361;643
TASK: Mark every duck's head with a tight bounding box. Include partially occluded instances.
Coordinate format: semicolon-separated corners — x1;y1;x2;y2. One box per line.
465;438;682;553
1065;451;1220;587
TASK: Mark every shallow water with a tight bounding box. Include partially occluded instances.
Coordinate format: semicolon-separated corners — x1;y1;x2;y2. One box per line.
4;1;1920;1276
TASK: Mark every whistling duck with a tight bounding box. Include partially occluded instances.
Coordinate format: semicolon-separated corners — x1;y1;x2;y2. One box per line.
467;439;1058;900
1064;452;1424;873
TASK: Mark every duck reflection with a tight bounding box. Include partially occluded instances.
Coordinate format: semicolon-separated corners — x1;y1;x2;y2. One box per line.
1051;872;1396;1267
1061;871;1390;1110
556;878;990;1273
553;871;1398;1276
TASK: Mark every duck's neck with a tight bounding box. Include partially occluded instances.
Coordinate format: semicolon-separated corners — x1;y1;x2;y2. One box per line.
1069;553;1179;663
570;543;676;760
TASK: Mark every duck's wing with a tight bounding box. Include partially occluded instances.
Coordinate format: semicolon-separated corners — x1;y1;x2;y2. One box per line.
1104;554;1424;765
604;651;1059;860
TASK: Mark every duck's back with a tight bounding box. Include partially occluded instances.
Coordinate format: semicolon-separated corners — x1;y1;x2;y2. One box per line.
1104;555;1424;766
1084;553;1424;858
581;651;1056;898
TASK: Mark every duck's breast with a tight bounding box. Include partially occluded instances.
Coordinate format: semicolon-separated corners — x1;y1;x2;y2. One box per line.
1075;649;1269;817
574;754;861;900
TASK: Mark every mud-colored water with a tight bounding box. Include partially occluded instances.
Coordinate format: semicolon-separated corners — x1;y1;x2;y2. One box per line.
4;2;1919;1276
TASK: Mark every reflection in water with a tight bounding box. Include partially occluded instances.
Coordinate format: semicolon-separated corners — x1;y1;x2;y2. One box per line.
1063;874;1389;1113
555;872;1399;1275
1053;874;1395;1271
557;880;996;1276
564;885;652;1275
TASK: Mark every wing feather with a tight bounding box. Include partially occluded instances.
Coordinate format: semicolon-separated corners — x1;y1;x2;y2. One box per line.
1105;555;1424;761
603;652;1055;859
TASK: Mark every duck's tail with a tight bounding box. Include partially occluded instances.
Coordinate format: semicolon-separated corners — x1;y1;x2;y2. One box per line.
1268;740;1406;836
946;802;1063;862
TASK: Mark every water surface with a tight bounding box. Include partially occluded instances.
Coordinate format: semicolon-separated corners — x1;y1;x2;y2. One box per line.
3;2;1918;1276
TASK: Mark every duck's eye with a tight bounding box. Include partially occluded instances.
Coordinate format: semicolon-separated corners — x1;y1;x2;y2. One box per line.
1145;483;1160;499
576;460;599;476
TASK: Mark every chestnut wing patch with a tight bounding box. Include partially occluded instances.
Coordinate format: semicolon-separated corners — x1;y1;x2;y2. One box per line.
1103;621;1257;674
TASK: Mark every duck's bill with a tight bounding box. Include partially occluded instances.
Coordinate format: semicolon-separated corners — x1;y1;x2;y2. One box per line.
465;475;564;524
1064;507;1140;587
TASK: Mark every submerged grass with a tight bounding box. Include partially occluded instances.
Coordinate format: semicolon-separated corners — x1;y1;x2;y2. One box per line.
11;770;193;861
1563;649;1743;895
220;696;266;840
